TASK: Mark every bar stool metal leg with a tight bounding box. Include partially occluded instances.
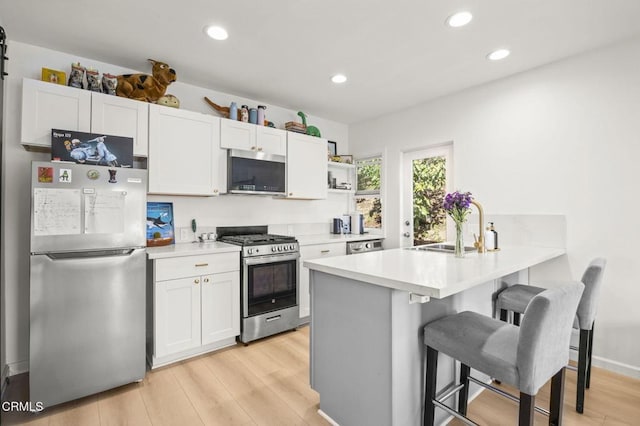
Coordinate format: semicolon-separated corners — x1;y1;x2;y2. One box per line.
576;329;590;413
424;346;438;426
549;368;566;426
459;364;471;415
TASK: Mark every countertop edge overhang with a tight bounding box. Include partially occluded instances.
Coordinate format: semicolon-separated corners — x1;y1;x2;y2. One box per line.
304;245;566;298
146;241;241;259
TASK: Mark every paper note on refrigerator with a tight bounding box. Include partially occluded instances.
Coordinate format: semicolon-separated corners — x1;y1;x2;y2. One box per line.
33;188;82;236
84;191;125;234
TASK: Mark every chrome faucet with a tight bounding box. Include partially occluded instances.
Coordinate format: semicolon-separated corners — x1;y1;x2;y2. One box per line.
470;200;485;253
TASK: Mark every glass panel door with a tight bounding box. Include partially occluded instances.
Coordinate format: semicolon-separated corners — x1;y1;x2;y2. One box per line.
401;144;452;247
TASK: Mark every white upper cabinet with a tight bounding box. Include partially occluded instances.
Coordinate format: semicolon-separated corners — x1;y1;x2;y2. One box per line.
21;78;91;147
286;132;328;199
220;119;287;156
220;119;255;151
21;78;149;156
148;104;222;196
256;126;287;156
90;91;149;157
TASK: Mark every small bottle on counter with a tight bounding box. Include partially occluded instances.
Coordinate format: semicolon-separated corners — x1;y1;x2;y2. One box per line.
485;222;499;251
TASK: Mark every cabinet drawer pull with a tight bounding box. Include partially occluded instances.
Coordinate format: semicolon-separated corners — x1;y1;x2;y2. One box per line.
194;279;200;284
251;146;256;150
320;250;331;254
257;147;263;151
289;192;293;196
213;189;219;193
195;263;209;267
203;278;209;283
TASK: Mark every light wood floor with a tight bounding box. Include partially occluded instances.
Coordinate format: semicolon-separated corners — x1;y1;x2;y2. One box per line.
2;325;639;425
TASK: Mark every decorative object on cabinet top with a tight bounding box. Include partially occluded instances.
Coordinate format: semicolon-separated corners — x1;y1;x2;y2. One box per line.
41;67;66;85
116;58;177;102
285;121;307;133
297;111;321;137
157;94;180;108
204;96;231;118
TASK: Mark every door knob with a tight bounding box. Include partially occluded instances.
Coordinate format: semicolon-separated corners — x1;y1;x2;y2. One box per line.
403;232;411;238
405;220;410;226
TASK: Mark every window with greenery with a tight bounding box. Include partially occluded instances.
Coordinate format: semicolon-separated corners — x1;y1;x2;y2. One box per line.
355;157;382;229
412;156;446;244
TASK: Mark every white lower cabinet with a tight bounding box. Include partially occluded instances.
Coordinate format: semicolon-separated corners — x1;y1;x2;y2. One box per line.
151;252;240;368
299;242;346;321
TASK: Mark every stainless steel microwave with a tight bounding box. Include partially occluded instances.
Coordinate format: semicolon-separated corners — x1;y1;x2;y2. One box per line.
227;150;286;195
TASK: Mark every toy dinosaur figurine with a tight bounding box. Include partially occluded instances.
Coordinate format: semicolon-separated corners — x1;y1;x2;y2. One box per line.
297;111;321;137
204;97;230;118
116;59;176;102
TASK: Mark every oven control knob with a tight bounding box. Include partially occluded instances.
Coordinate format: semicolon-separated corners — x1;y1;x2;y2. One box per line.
278;246;283;252
271;246;276;252
365;243;372;249
289;244;294;250
247;248;253;255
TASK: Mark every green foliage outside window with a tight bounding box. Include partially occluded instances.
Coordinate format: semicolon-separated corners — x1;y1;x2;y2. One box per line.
356;158;382;228
412;157;447;245
356;159;381;193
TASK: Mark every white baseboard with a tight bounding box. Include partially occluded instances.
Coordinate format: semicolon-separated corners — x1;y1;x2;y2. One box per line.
570;350;640;379
592;355;640;379
1;364;9;398
6;360;28;376
317;409;340;426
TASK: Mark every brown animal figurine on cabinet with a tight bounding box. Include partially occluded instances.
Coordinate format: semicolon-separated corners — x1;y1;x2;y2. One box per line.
116;59;176;102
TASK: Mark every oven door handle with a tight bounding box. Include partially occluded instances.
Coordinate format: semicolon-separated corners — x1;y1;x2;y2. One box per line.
244;253;299;265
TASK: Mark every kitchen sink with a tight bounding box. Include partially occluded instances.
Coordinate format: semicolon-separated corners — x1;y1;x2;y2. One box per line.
406;243;477;253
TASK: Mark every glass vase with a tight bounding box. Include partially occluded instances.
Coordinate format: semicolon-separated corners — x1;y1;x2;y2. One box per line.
454;221;464;258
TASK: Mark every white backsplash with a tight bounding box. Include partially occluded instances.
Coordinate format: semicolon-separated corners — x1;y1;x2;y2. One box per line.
465;214;566;249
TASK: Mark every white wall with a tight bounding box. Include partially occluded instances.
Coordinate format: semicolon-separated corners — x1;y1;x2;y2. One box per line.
350;36;640;377
0;41;350;374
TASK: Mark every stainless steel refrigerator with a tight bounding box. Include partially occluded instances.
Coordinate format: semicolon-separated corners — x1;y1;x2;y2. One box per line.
29;160;147;408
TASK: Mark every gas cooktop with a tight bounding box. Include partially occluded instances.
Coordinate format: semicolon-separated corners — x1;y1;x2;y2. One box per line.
216;225;297;247
219;233;296;246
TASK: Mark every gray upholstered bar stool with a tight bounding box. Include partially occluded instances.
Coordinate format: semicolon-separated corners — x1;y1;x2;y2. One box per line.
423;282;584;426
496;258;606;413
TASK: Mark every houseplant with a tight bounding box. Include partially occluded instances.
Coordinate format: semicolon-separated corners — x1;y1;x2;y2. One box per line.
442;191;473;257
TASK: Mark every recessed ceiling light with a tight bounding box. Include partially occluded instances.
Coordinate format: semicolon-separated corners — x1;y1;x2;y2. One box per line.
487;49;510;61
331;74;347;84
446;11;473;28
205;25;228;41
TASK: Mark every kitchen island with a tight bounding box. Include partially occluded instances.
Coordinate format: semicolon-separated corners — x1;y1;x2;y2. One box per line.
304;245;565;426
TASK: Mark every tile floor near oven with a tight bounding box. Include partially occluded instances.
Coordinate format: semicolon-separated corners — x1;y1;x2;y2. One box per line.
3;325;640;425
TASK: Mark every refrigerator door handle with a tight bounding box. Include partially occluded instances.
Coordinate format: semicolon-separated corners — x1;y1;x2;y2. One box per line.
45;248;140;260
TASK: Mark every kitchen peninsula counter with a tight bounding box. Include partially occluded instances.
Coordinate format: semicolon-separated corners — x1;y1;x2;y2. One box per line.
304;245;565;426
303;245;564;298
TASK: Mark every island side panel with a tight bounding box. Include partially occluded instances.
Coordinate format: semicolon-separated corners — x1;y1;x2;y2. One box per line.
390;290;457;426
310;270;393;426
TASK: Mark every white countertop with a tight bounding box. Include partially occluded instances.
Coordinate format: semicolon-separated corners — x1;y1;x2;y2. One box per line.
146;241;240;259
297;233;385;246
304;245;565;299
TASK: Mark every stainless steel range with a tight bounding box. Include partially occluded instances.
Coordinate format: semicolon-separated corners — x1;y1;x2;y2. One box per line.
217;226;299;343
